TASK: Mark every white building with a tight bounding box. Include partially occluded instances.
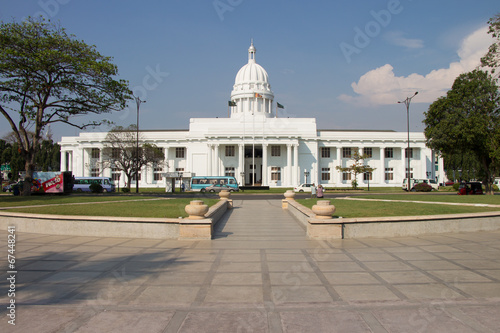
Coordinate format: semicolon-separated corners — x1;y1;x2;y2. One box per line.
59;43;444;189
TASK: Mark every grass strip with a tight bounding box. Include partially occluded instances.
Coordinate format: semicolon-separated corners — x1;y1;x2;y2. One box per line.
297;198;500;218
0;195;158;208
3;198;220;218
356;194;500;205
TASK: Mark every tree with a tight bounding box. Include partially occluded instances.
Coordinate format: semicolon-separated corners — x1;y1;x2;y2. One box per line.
335;150;375;190
424;69;500;194
481;13;500;75
101;125;166;191
0;18;131;195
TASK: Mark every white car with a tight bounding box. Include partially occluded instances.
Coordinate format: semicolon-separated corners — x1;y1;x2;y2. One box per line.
293;183;314;192
402;178;439;191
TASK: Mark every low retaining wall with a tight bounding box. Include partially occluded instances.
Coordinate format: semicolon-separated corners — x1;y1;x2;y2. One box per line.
0;199;231;240
285;199;500;239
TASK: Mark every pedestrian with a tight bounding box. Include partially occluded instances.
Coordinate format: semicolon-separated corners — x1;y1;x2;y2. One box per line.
317;184;324;198
311;183;317;198
181;182;185;192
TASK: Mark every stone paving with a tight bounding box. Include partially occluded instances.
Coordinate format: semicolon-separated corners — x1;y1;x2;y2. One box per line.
1;199;500;332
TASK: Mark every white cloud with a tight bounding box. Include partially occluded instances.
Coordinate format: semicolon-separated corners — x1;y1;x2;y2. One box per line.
384;31;424;49
338;26;492;106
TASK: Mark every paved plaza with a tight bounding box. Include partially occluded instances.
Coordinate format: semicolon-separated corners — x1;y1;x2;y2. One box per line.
1;199;500;332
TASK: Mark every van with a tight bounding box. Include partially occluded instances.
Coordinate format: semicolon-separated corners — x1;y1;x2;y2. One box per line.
73;177;116;192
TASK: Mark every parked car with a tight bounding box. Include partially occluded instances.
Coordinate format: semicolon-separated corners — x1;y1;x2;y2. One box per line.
402;179;439;191
294;183;314;192
444;180;455;186
202;183;239;192
458;182;484;195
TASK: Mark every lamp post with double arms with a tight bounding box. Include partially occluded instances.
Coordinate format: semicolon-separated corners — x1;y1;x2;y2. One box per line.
134;96;146;194
398;92;418;191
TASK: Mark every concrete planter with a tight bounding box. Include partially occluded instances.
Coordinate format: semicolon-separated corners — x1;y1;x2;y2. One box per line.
312;200;336;219
219;190;231;200
185;200;209;220
284;190;296;200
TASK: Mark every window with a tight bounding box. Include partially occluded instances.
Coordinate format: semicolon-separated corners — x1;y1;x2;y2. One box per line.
342;172;351;181
90;167;99;177
112;167;121;181
225;167;235;177
111;148;120;159
175;147;185;158
271;146;281;157
91;148;100;159
154;166;163;181
175;168;184;172
385;168;394;181
405;168;414;179
132;172;141;181
342;147;352;158
385;148;393;158
321;168;330;181
405;148;413;159
321;147;330;158
271;167;281;181
363;148;373;158
249;164;256;170
364;172;373;181
225;146;235;157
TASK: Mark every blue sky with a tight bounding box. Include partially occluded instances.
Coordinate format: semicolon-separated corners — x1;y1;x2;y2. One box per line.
1;0;498;141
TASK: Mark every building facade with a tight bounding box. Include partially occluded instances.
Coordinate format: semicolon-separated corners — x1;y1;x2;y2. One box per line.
59;43;444;189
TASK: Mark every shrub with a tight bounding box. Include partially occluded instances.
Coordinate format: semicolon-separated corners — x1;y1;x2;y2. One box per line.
414;183;432;192
453;183;461;191
493;184;499;192
89;183;103;193
121;187;130;193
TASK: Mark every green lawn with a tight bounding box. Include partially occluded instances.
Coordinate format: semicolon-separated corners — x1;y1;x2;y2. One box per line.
2;198;220;218
356;194;500;205
297;198;500;218
0;195;153;208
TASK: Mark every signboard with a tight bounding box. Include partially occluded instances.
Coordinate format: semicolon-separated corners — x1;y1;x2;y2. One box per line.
32;172;65;194
1;164;11;171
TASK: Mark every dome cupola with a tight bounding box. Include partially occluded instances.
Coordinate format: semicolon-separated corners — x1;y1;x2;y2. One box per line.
230;42;274;118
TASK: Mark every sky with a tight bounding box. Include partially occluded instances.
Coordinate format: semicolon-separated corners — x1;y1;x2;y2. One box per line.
0;0;499;141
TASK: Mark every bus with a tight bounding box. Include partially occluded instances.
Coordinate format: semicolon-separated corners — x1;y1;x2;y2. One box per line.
73;177;116;192
190;176;239;192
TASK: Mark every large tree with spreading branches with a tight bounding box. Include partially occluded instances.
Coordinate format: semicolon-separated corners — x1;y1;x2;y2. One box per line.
424;70;500;194
101;125;166;191
0;18;131;194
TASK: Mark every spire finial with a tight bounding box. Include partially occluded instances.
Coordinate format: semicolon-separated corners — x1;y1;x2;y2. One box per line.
248;40;256;63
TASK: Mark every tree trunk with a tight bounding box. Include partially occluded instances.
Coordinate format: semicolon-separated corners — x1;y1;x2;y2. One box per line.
22;156;34;196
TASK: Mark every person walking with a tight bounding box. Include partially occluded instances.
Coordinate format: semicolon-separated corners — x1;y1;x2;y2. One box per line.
311;183;317;198
317;184;324;198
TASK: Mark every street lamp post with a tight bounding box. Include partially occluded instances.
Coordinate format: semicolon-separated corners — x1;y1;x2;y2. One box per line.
398;92;418;191
134;96;146;194
304;170;310;184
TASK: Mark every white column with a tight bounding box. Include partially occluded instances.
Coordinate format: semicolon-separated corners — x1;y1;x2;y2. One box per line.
336;147;342;185
238;144;244;185
287;144;292;186
61;150;67;172
402;147;407;181
214;144;220;176
293;144;299;186
99;149;103;176
262;143;268;186
208;144;212;176
381;148;385;184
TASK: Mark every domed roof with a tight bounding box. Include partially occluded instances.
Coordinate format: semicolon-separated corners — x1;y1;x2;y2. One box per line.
233;42;272;90
235;62;269;84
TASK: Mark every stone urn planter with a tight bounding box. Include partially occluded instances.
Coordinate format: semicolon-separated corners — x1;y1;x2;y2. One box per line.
284;190;296;200
312;200;335;219
185;200;209;220
219;190;231;200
